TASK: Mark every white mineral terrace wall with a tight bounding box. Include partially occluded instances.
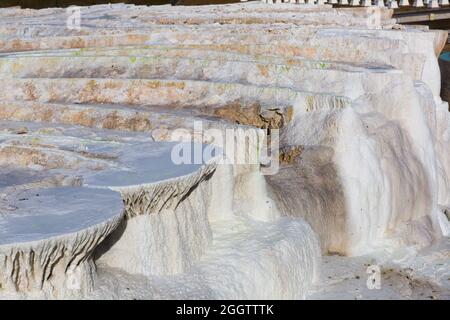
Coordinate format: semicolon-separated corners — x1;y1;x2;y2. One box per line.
0;123;321;299
0;3;448;299
94;163;321;299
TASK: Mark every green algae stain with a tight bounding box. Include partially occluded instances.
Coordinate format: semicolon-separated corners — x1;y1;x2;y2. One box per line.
71;48;86;57
29;137;41;145
317;62;329;70
11;62;24;73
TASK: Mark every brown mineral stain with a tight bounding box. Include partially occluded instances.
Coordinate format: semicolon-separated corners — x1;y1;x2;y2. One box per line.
24;81;38;101
79;80;100;103
104;80;122;90
40;108;54;122
279;145;304;164
257;64;270;78
212;101;289;130
0;146;64;169
126;113;152;131
70;109;96;127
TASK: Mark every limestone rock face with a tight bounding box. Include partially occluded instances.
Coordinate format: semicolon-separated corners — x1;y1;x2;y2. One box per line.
0;2;448;299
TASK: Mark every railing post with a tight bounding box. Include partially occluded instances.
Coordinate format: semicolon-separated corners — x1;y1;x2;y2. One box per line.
389;0;399;7
427;0;439;7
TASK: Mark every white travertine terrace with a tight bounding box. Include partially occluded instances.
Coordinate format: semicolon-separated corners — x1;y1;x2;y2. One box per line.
0;186;124;299
0;121;219;298
0;2;448;299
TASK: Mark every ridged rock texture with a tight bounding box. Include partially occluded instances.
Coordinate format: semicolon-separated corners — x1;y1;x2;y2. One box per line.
0;2;448;299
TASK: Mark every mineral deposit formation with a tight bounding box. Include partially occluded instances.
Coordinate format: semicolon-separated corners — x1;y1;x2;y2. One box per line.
0;2;448;299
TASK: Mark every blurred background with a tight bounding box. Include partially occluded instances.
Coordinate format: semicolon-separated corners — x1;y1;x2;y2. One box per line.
0;0;242;8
